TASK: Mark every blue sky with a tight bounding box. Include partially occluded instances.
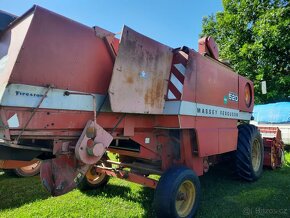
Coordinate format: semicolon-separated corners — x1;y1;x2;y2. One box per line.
0;0;223;49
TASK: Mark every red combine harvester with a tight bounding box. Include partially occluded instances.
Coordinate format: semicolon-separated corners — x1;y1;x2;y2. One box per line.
0;5;280;217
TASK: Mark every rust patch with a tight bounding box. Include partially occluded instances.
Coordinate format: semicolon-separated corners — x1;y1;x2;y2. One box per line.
126;76;134;84
109;26;173;114
144;91;150;107
144;77;164;108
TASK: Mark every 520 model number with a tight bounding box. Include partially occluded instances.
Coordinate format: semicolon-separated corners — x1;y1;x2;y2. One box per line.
228;92;238;102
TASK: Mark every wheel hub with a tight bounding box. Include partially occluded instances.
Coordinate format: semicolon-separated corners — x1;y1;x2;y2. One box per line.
175;180;196;217
251;138;262;172
176;192;187;201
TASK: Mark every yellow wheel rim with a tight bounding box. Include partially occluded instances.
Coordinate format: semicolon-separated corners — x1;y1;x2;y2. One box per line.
252;138;262;172
175;180;196;217
85;167;106;185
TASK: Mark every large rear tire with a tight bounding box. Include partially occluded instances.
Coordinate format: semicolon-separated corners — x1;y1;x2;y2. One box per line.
236;124;264;181
153;166;201;218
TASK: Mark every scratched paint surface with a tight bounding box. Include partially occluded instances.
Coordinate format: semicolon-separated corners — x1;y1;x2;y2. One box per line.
109;26;173;114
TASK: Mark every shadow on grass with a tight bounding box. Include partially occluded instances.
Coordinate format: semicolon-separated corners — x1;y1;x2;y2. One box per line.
0;153;289;217
0;173;50;210
197;160;290;218
81;183;155;217
79;158;290;218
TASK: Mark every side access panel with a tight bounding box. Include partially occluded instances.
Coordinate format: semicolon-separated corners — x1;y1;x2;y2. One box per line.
109;26;173;114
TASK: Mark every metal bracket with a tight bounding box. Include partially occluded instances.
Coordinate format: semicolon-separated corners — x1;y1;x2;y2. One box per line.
64;91;97;123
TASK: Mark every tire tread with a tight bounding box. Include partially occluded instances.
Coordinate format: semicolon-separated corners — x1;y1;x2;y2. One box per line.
236;124;263;181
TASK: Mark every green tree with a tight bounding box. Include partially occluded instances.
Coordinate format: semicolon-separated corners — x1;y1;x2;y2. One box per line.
200;0;290;104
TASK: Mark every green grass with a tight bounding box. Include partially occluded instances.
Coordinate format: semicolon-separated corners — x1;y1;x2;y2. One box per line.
0;153;289;218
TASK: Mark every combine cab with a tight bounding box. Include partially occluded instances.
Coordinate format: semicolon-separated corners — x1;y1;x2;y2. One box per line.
0;5;274;217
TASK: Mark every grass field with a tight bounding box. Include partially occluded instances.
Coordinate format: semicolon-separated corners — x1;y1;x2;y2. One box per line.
0;152;289;218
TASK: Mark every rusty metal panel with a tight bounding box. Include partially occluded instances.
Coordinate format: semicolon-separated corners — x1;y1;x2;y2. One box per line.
109;26;173;114
6;6;113;95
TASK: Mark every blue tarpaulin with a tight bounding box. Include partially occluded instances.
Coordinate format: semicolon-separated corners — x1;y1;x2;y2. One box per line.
253;102;290;123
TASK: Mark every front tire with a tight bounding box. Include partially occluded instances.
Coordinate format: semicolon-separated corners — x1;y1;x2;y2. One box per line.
153;166;201;218
236;124;263;181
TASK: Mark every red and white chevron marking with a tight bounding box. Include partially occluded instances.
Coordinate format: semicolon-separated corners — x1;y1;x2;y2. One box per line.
167;52;188;100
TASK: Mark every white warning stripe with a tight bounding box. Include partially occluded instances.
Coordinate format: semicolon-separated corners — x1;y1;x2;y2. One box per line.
174;63;186;75
170;73;183;93
167;90;176;100
167;63;186;99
